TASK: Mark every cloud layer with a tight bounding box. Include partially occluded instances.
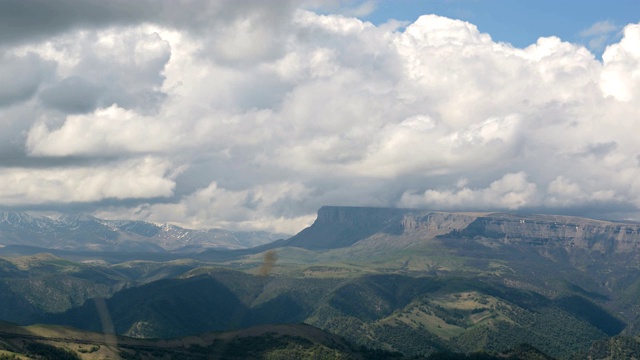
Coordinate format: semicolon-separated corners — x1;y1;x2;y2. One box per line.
1;1;639;233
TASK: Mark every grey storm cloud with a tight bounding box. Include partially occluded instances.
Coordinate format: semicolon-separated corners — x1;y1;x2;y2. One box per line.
0;2;640;234
0;52;54;106
0;0;153;45
0;0;296;46
39;76;103;113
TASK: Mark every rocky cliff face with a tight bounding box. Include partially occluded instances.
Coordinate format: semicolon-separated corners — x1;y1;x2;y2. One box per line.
287;206;640;259
285;206;415;249
399;211;480;237
286;206;478;249
314;206;411;227
456;214;640;255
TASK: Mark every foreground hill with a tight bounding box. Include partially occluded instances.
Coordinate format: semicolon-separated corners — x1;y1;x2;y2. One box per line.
0;321;403;359
0;320;584;360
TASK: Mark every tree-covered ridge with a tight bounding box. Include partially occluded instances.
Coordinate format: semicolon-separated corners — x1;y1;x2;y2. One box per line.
0;266;620;358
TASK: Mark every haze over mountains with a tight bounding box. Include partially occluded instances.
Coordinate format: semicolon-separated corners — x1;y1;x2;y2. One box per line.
1;206;640;359
0;211;288;252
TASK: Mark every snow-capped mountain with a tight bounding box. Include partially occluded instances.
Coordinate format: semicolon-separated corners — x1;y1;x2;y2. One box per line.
0;212;287;252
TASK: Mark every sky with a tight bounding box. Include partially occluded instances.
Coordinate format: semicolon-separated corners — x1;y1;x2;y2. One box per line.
0;0;639;234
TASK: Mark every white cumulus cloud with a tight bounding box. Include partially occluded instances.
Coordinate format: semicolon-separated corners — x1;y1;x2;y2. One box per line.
1;3;640;232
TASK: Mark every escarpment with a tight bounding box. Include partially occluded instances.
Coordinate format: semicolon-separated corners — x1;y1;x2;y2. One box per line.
285;207;640;260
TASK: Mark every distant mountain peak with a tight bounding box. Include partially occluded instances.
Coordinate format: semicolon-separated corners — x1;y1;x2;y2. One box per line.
0;211;284;253
58;213;100;223
0;211;38;224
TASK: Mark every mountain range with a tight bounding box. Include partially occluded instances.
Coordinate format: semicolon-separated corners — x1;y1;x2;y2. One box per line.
0;211;287;252
1;206;640;358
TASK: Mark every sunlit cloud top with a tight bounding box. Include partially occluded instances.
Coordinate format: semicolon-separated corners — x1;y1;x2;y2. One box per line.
0;0;639;233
